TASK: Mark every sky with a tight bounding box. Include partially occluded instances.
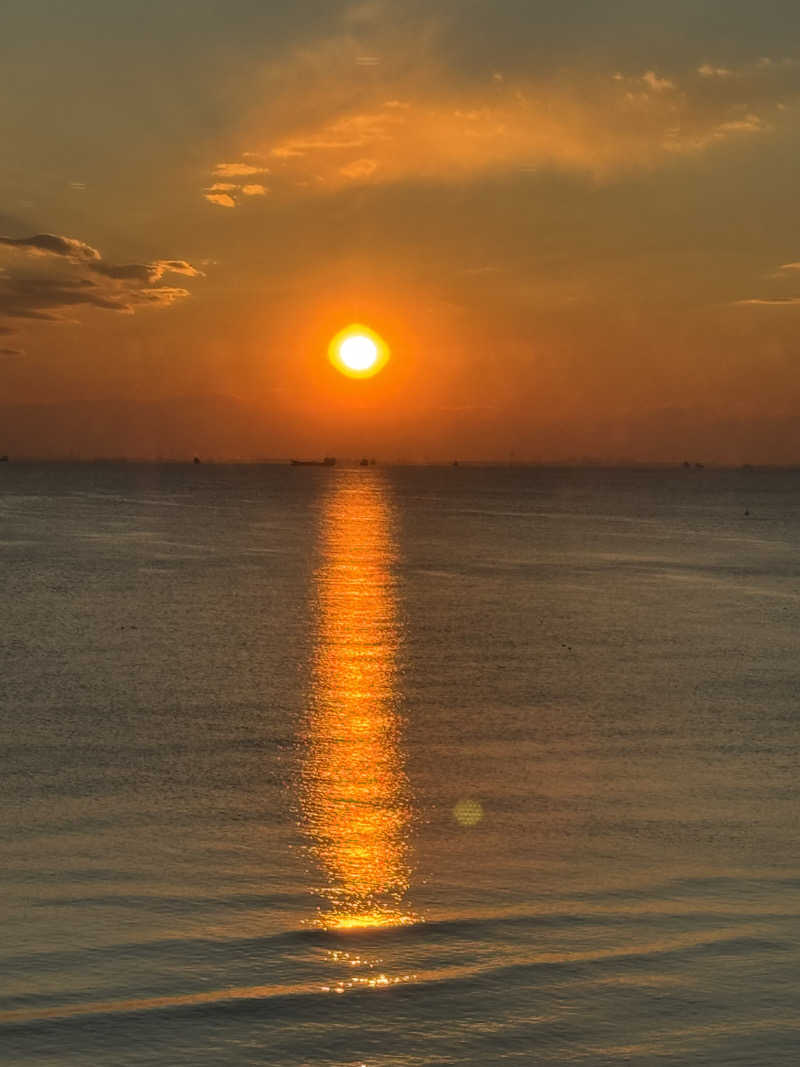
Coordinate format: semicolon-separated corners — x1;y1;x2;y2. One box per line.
2;0;800;461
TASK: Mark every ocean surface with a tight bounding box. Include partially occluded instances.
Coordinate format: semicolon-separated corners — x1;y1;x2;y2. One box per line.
2;462;799;1066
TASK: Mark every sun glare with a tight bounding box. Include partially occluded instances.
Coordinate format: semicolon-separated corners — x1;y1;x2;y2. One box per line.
340;334;378;371
329;324;389;379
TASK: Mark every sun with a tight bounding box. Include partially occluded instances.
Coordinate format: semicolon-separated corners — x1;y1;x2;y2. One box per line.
329;324;389;379
340;334;378;371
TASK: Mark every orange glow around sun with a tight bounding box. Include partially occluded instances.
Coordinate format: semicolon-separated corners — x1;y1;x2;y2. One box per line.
329;323;390;379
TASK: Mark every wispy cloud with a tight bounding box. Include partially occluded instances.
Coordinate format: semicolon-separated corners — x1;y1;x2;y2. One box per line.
754;258;800;287
203;163;270;206
698;64;733;79
271;112;400;158
189;16;799;215
642;71;675;92
734;296;800;306
695;56;800;88
667;112;768;153
213;48;796;196
339;158;378;180
260;82;777;190
213;162;269;178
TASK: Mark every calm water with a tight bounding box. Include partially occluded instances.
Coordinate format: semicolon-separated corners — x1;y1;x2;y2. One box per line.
2;463;800;1066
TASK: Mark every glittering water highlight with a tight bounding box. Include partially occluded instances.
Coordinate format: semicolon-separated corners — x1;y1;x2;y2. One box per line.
301;472;415;931
2;463;800;1066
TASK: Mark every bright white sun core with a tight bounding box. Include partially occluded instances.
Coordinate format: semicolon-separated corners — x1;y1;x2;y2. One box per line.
328;323;389;379
339;334;378;371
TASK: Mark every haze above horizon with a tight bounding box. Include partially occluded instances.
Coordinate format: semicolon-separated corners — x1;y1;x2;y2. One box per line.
2;1;800;462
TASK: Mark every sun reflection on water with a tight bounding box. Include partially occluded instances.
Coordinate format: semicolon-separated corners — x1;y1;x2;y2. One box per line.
301;471;415;933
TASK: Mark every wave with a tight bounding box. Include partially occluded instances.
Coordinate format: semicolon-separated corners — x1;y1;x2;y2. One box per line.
2;920;793;1031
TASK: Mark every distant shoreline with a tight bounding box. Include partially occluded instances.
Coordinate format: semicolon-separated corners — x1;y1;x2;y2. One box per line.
2;458;799;470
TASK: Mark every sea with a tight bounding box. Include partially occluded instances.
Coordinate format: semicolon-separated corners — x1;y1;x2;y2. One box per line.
2;462;799;1066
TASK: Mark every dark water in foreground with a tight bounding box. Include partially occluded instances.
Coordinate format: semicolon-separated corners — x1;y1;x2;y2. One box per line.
2;463;800;1066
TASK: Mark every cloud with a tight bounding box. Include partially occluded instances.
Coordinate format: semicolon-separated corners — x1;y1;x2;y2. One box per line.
666;112;769;152
0;277;128;320
93;259;203;283
642;71;675;92
195;24;800;206
715;115;765;134
0;346;25;357
0;233;101;264
757;56;799;71
224;38;800;196
764;261;800;279
133;287;192;308
734;297;800;306
204;191;237;207
258;75;778;190
270;146;304;160
149;259;203;280
213;161;269;177
694;57;799;84
270;111;399;159
203;165;270;205
339;158;378;180
698;64;733;79
0;232;200;327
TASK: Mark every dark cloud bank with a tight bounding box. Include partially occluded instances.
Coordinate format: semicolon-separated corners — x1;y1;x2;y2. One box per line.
0;233;201;325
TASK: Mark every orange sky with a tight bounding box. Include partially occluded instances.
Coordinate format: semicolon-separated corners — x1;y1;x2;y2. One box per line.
2;1;800;461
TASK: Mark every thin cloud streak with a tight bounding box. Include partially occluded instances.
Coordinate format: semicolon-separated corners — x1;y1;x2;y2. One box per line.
734;297;800;305
213;162;270;177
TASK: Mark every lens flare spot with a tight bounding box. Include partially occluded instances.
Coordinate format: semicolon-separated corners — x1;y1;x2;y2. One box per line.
453;798;483;826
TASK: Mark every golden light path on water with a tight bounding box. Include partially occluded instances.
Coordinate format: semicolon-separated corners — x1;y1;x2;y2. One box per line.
301;470;415;935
